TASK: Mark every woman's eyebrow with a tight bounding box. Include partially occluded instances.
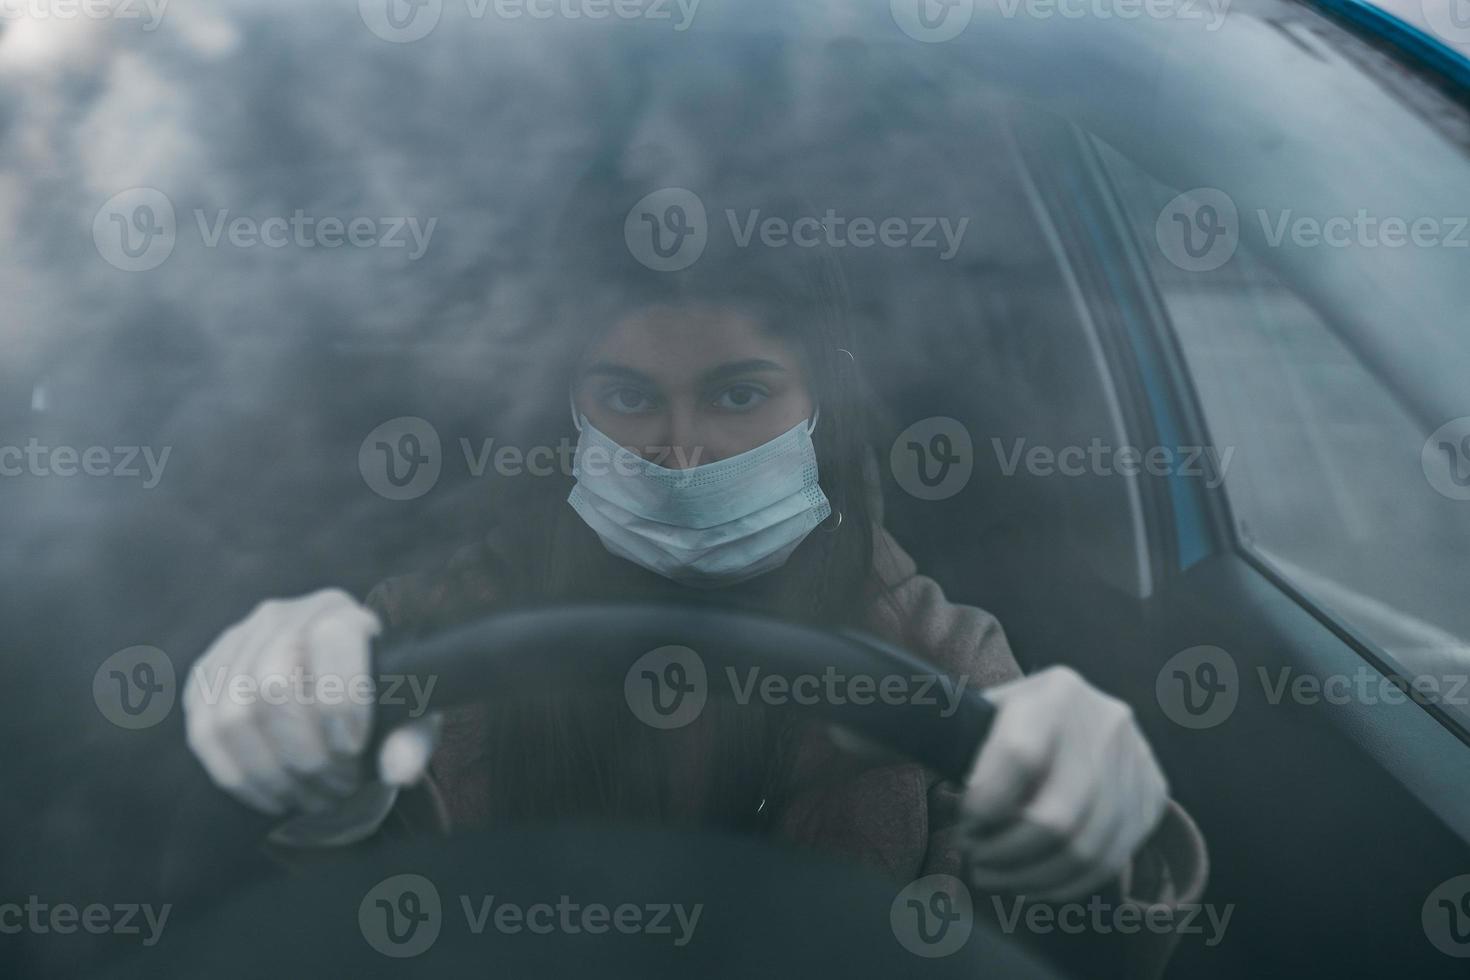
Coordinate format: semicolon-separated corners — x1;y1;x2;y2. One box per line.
699;359;786;386
580;361;656;385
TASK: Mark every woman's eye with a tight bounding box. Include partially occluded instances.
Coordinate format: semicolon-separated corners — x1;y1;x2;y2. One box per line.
602;387;657;414
713;384;768;411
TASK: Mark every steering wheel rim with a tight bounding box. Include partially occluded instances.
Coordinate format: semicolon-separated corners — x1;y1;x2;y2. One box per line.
175;601;999;861
370;601;996;784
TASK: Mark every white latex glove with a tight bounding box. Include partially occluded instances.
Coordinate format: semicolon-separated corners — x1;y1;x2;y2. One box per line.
183;588;440;844
958;666;1168;901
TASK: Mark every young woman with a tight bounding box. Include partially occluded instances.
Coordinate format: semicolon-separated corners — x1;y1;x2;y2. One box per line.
183;200;1206;976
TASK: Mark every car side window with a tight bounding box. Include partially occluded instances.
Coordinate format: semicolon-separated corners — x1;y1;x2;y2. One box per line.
1094;139;1470;733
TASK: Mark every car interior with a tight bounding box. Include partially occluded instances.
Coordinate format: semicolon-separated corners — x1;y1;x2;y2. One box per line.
4;1;1470;977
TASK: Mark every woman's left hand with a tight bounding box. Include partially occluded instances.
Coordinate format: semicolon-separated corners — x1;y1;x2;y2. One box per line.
957;666;1169;901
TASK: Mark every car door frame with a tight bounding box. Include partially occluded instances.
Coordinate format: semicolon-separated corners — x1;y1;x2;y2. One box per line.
1010;109;1470;976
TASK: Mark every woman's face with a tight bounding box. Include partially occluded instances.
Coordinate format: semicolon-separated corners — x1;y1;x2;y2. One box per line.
573;305;815;467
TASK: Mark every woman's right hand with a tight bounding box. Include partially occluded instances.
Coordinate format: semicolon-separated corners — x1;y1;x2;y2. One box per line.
183;588;439;820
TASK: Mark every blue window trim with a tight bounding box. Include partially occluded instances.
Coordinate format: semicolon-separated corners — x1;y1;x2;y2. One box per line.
1304;0;1470;95
1063;170;1214;572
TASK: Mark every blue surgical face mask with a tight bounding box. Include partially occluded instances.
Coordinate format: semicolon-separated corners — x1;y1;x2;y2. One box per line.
566;409;830;587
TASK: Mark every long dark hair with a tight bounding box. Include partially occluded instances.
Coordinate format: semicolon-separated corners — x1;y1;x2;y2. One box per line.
500;157;881;626
460;160;886;834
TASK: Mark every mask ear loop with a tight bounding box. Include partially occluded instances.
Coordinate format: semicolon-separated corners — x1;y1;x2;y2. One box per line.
806;402;842;531
817;348;858;529
569;390;584;433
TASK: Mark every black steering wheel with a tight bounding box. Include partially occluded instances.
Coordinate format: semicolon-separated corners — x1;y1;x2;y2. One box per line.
369;601;997;782
97;603;1064;980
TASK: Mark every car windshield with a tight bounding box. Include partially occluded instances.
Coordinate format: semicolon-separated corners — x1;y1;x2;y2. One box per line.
3;0;1469;974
